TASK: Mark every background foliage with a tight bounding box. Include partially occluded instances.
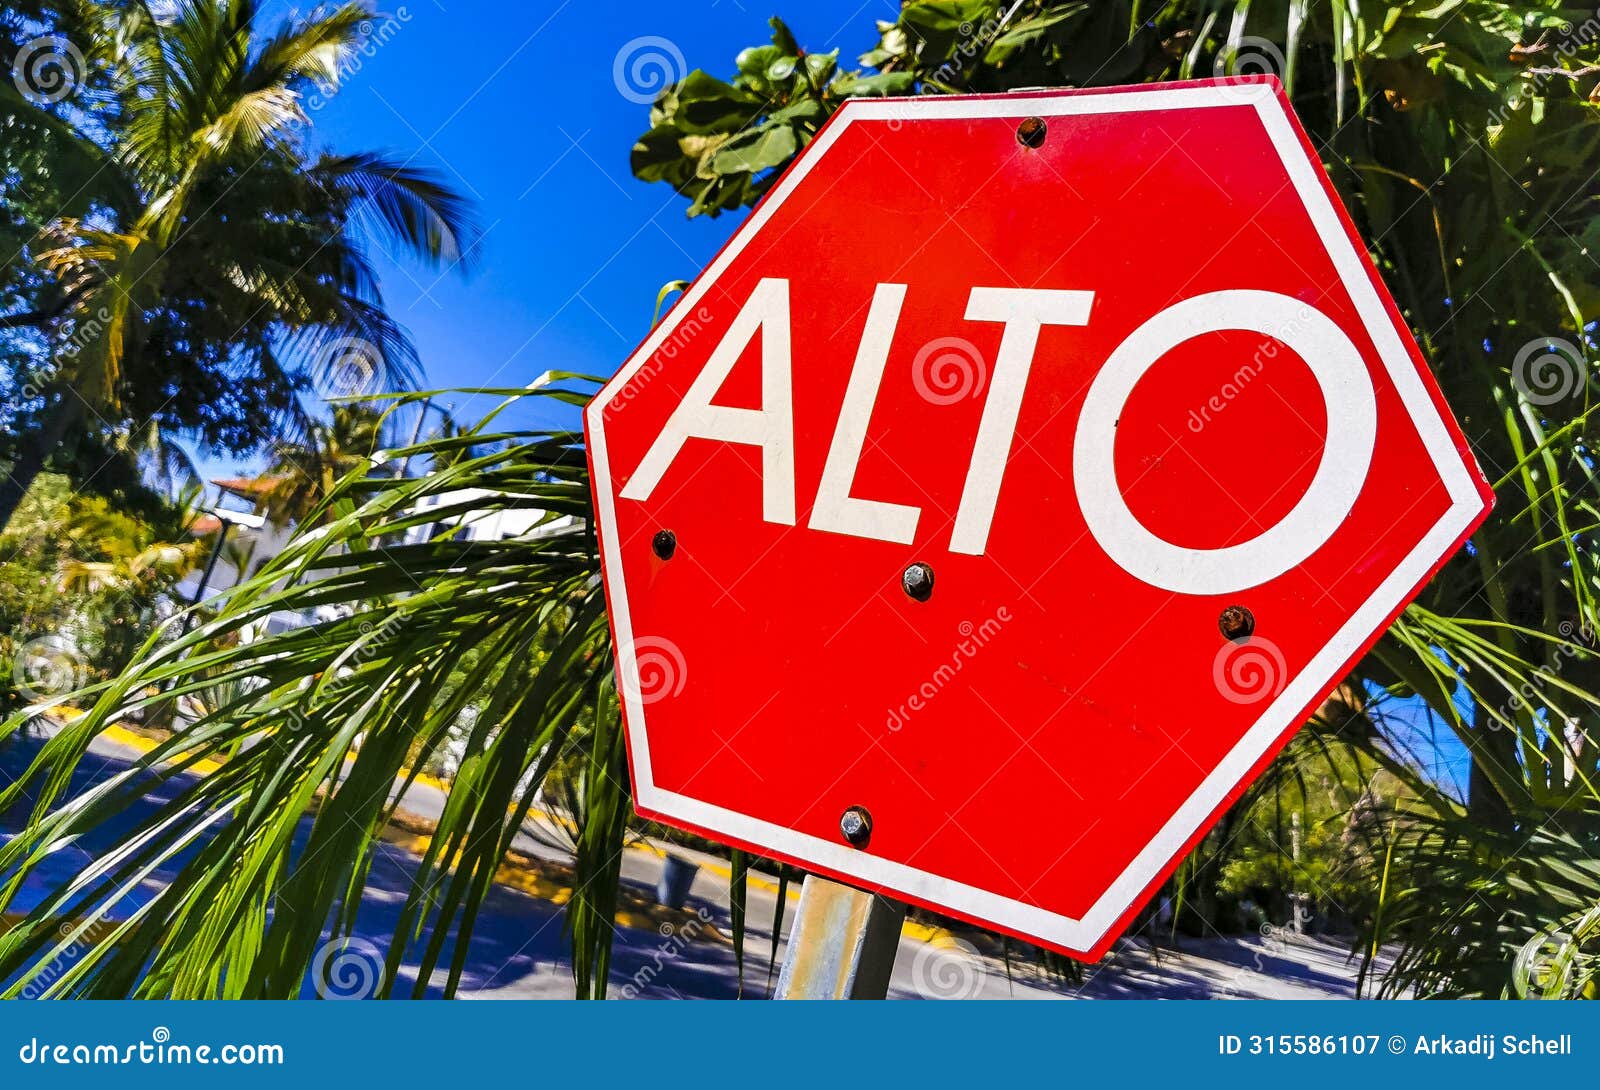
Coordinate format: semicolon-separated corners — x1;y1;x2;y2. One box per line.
0;0;474;532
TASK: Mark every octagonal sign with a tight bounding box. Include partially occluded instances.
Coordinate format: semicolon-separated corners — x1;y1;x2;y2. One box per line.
585;77;1492;959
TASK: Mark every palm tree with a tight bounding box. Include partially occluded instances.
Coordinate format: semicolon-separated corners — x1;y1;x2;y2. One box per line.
0;0;475;531
260;403;389;528
111;419;202;499
3;2;1598;1000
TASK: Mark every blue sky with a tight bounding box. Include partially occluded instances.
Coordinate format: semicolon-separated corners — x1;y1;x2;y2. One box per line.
201;0;890;478
1367;683;1472;800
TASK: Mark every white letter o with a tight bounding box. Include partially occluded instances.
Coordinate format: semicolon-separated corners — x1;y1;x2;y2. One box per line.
1072;290;1376;595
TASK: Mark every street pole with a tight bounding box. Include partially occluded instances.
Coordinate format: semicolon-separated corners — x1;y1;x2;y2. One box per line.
1290;811;1305;934
774;875;905;999
180;520;231;636
395;396;434;480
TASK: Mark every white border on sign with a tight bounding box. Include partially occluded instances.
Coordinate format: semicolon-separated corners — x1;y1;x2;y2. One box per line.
584;81;1485;953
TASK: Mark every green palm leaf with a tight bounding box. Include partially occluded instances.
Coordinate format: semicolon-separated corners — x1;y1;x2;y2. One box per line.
0;379;621;997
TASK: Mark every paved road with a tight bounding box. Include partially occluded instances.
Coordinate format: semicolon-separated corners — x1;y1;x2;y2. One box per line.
1;725;1376;999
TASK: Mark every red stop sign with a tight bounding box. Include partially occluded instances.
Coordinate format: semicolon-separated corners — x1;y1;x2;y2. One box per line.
586;78;1492;959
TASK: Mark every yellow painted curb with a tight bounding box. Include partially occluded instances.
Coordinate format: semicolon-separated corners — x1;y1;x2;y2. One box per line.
901;919;964;945
377;822;728;943
102;723;226;775
632;841;799;903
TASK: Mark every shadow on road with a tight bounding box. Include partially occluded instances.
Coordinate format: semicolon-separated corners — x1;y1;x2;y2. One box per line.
1;733;755;999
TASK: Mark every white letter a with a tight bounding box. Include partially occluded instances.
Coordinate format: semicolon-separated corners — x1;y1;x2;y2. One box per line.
621;278;795;524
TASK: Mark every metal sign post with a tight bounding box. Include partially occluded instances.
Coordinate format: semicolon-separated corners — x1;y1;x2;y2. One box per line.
774;876;905;1000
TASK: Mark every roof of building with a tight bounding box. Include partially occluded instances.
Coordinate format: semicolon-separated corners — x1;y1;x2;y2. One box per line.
211;476;284;499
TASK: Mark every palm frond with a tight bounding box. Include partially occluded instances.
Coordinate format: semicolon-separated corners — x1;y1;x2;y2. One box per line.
0;379;617;998
315;152;480;270
246;2;371;93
